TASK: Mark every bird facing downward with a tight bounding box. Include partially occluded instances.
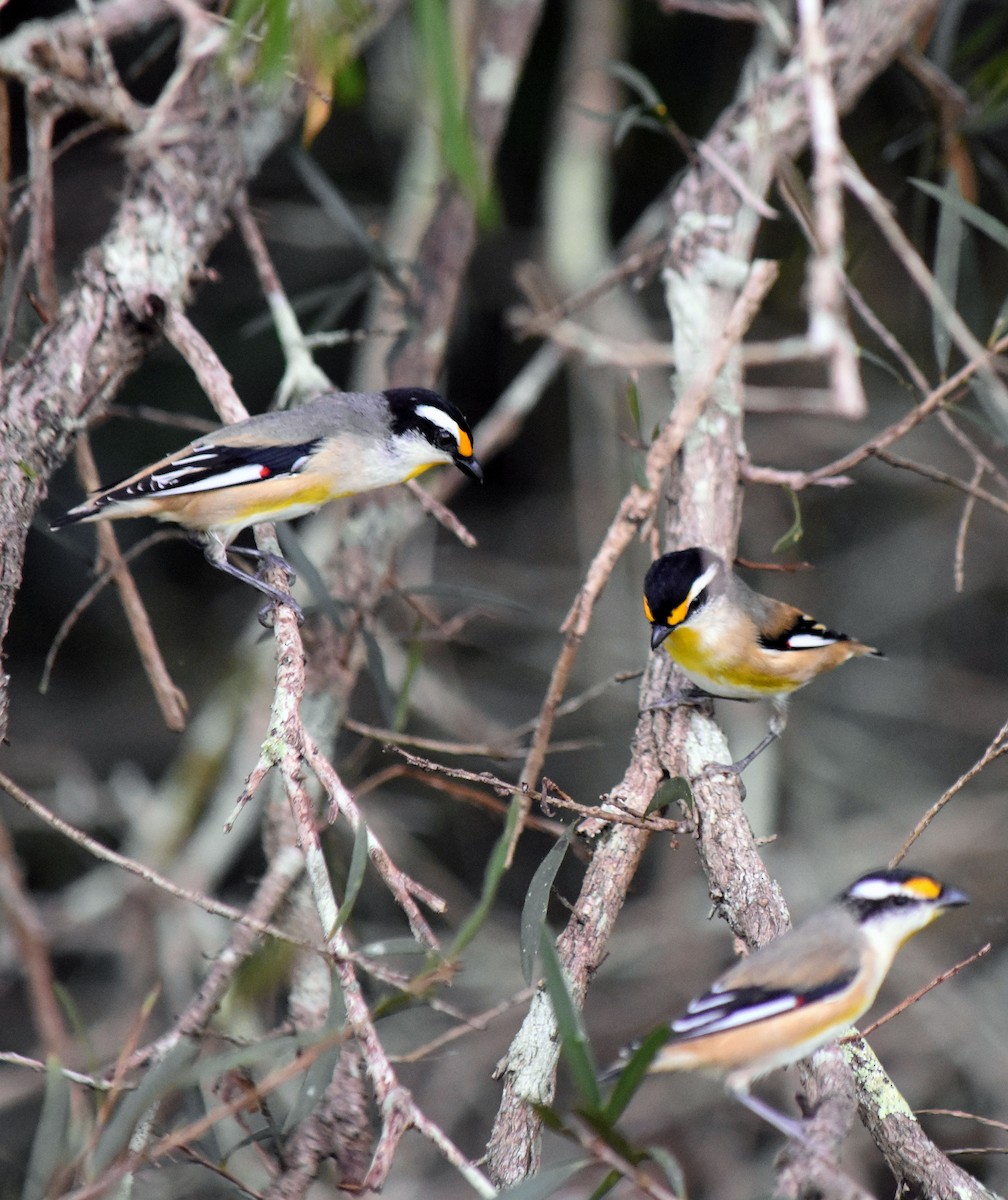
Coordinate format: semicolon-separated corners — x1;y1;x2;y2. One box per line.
604;868;969;1141
51;387;482;618
643;547;882;771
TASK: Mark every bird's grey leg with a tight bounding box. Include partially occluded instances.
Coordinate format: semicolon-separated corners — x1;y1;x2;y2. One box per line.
201;536;304;624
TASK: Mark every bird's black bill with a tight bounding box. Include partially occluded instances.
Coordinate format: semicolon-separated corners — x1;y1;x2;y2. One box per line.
940;886;970;908
650;625;672;650
456;455;484;483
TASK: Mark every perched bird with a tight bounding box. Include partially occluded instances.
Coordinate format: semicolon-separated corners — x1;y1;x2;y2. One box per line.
52;388;482;618
643;547;882;772
603;868;969;1140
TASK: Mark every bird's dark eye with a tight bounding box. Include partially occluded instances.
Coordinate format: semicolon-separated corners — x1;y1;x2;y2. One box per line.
435;430;457;453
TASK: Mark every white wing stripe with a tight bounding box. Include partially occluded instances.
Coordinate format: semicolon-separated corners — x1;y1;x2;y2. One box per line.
672;993;798;1035
786;633;838;648
141;463;266;495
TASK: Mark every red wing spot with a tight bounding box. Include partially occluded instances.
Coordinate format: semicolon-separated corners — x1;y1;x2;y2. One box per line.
259;466;271;479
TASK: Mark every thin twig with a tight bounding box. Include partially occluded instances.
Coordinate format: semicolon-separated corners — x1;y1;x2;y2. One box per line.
870;447;1008;518
893;717;1008;863
405;478;478;548
567;1116;684;1200
0;768;326;956
742;332;1008;490
73;435;189;731
0;813;70;1058
40;529;181;693
842;943;991;1042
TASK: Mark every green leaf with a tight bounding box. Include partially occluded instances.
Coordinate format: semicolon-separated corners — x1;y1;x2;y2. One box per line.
857;347;912;390
605;61;664;111
91;1038;202;1176
282;979;347;1133
930;171;965;374
601;1024;670;1123
643;1145;687;1195
645;776;692;817
23;1058;72;1200
992;291;1008;343
771;486;803;553
362;625;397;727
393;637;425;732
331;822;370;934
538;931;601;1111
492;1160;588;1200
911;177;1008;254
520;829;574;985
446;793;521;958
412;0;500;226
400;582;531;613
356;936;429;956
587;1170;623;1200
625;377;642;442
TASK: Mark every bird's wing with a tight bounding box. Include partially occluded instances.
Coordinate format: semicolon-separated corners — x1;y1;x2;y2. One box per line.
671;914;862;1040
93;437;324;505
756;600;853;652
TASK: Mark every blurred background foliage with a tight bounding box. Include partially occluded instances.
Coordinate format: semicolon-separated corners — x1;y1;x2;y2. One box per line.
3;0;1008;1196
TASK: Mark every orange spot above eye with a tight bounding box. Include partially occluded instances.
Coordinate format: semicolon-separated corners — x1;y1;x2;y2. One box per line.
457;430;473;458
643;597;654;623
668;597;691;627
259;467;271;478
905;875;942;900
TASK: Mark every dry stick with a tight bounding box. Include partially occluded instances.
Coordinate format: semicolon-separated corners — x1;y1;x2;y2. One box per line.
870;447;1008;517
0;757;411;1003
511;259;778;863
0;1052;115;1090
74;435;189;731
162;306;249;424
306;731;447;930
893;715;1008;864
61;1025;354;1200
132;843;306;1069
40;529;180;693
953;462;983;592
232;189;330;405
797;0;866;420
0;813;71;1059
742;331;1008;490
842;153;1008;419
843;942;992;1044
25;94;59;316
391;747;688;834
346;671;638;759
394;986;536;1064
0;768;330;951
567;1115;683;1200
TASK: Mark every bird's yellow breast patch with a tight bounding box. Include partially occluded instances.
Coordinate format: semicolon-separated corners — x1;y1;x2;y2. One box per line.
666;626;803;695
402;461;439;482
236;481;333;520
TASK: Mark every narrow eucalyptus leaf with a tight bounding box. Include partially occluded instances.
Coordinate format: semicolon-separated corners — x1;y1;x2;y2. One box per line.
22;1058;72;1200
538;932;601;1110
520;830;573;985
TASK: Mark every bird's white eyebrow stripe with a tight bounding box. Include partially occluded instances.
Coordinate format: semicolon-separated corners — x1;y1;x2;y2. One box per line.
687;562;719;604
415;404;461;440
847;878;905;901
